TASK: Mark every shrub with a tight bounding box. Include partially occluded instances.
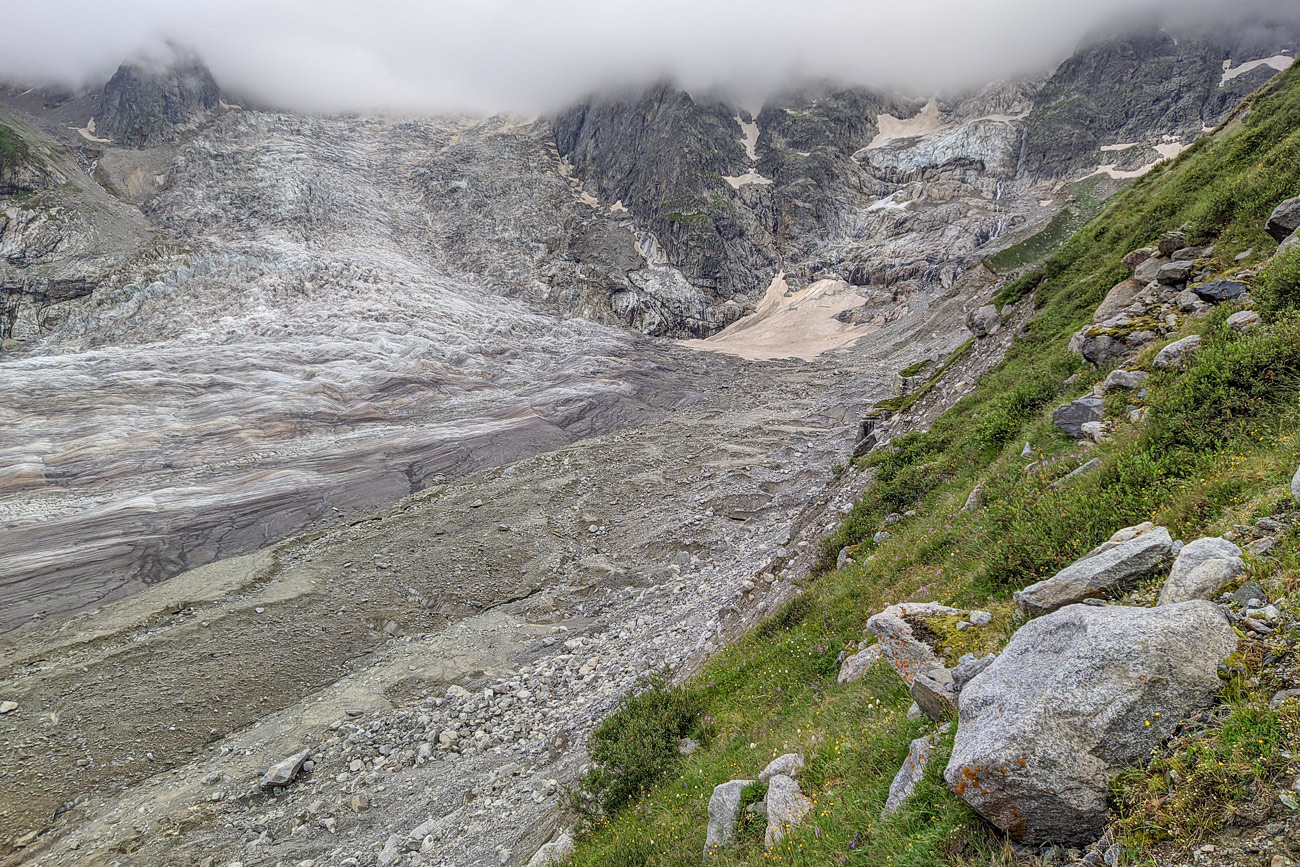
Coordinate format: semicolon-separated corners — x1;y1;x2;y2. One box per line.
570;670;700;823
1253;248;1300;319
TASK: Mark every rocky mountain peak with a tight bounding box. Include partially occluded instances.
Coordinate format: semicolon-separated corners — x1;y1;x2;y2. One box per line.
96;48;220;147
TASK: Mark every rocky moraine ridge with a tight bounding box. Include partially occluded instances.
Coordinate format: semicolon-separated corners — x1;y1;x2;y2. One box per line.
0;12;1299;867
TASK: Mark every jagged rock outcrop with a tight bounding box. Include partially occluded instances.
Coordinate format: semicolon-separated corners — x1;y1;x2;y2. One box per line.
96;52;220;147
945;601;1237;844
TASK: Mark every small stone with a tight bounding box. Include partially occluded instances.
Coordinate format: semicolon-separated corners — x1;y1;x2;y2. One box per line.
0;701;17;714
1102;370;1148;393
678;737;699;756
1158;231;1187;257
969;610;992;627
837;644;883;685
911;667;957;721
1227;310;1261;331
873;531;890;545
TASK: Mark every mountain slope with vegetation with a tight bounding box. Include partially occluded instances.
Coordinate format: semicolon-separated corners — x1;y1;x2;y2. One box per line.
561;63;1300;867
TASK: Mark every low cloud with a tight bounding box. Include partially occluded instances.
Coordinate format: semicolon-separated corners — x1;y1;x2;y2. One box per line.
0;0;1295;113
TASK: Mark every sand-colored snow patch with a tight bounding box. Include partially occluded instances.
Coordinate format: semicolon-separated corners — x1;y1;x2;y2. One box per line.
681;275;874;361
723;169;773;189
867;100;949;149
1221;55;1293;85
218;98;243;111
867;192;909;212
1089;138;1185;180
579;191;599;207
1154;141;1186;160
73;117;111;143
610;200;628;214
735;116;760;161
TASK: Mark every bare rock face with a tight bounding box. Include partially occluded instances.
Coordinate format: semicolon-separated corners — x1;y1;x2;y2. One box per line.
97;53;221;147
1014;524;1172;614
945;602;1237;845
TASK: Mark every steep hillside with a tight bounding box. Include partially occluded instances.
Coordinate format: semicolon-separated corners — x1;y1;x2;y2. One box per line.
560;60;1300;867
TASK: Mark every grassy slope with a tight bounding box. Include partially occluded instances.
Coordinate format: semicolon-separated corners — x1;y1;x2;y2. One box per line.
567;66;1300;867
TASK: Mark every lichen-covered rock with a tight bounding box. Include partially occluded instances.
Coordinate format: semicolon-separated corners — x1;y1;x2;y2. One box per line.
704;780;753;853
945;602;1237;845
1153;334;1202;371
764;774;812;848
866;602;967;686
1158;537;1245;605
1014;525;1172;615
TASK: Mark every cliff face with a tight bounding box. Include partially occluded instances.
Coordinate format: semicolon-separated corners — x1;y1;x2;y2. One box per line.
96;55;220;147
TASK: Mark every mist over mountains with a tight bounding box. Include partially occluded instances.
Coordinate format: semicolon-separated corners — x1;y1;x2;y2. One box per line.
2;0;1299;113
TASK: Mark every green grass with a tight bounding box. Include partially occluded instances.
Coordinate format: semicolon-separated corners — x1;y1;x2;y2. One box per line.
568;65;1300;865
985;177;1107;274
0;123;30;174
873;340;976;415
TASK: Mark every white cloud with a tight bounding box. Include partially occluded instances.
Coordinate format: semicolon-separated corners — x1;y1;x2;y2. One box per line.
0;0;1289;113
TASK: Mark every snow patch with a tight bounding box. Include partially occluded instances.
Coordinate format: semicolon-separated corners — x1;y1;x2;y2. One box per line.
73;117;111;143
681;275;874;361
1221;55;1294;85
723;170;773;190
735;116;760;162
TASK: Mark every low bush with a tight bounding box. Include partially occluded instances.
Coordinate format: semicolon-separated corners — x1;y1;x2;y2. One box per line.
1254;248;1300;319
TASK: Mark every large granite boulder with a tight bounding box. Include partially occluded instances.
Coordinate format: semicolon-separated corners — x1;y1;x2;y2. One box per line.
1266;196;1300;242
1092;279;1143;324
968;304;1001;338
1158;537;1245;605
945;602;1237;845
1014;524;1172;615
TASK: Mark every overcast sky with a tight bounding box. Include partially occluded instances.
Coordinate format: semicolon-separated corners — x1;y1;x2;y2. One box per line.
0;0;1289;113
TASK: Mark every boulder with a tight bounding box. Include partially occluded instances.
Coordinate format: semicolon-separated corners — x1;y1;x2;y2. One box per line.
1173;245;1211;261
1153;334;1202;371
1157;231;1187;257
1227;310;1261;331
951;652;998;692
910;667;957;722
883;732;941;817
968;304;1001;338
1091;279;1143;325
1069;331;1129;367
759;753;804;782
1281;230;1300;256
528;831;575;867
1134;257;1164;285
764;774;812;848
704;780;753;853
837;643;883;684
1158;537;1245;605
1266;196;1300;242
1014;525;1172;615
1051;395;1103;440
1157;261;1196;286
260;749;311;789
1175;289;1202;313
945;602;1237;845
1121;247;1155;272
866;602;966;685
1102;370;1148;393
1192;281;1247;304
